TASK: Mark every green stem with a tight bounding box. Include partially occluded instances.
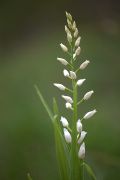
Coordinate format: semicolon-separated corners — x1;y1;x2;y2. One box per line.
77;98;84;106
70;41;79;180
71;80;78;180
81;160;84;180
70;40;84;180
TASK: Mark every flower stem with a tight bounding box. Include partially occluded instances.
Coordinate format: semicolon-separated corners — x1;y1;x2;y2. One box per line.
71;79;78;180
70;42;79;180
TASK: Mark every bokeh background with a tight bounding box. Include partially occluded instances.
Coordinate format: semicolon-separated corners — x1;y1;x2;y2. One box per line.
0;0;120;179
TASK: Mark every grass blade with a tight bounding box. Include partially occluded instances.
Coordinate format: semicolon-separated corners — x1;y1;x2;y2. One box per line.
83;162;96;180
53;98;70;180
34;85;53;122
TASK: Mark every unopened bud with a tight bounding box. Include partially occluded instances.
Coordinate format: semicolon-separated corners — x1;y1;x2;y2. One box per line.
76;119;82;133
65;25;70;34
63;69;70;77
64;128;72;143
83;90;94;100
73;53;76;59
72;21;76;31
65;102;72;110
57;57;68;66
78;131;87;144
75;46;81;56
67;33;72;43
62;95;73;104
78;142;85;159
74;28;79;38
60;116;69;127
83;109;97;119
75;37;81;47
77;79;86;86
53;83;66;91
70;71;77;79
60;43;68;52
67;19;72;29
66;12;72;21
80;60;90;70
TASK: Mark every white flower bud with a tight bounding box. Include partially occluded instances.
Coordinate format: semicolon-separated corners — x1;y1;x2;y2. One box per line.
53;83;66;91
64;128;72;143
76;119;82;133
75;37;81;47
74;28;79;38
60;43;68;52
62;95;73;104
70;71;77;79
65;25;70;34
78;131;87;144
65;102;72;110
67;33;72;43
75;46;81;56
66;12;72;21
83;90;94;100
63;69;70;77
72;21;76;31
60;116;69;127
77;79;86;86
73;53;76;59
67;19;72;29
80;60;90;70
57;57;68;66
83;109;97;119
78;142;85;159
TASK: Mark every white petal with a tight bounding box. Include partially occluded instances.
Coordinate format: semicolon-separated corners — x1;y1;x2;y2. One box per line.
76;119;82;133
64;128;72;143
57;57;68;66
67;19;72;29
78;142;85;159
65;25;70;34
60;116;69;127
70;71;77;79
60;43;68;52
74;28;78;38
62;95;73;104
77;79;86;86
75;46;81;56
67;32;72;43
83;90;94;100
75;37;81;47
80;60;90;70
63;69;70;77
72;21;76;31
53;83;66;91
73;53;76;59
83;109;97;119
65;102;72;109
66;12;72;21
78;131;87;144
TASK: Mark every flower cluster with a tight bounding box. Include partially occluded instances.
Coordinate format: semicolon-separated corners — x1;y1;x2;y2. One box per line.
54;12;96;160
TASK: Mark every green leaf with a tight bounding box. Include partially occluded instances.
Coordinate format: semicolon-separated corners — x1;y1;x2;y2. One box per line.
34;86;70;180
27;173;33;180
83;162;97;180
53;98;70;180
34;85;54;122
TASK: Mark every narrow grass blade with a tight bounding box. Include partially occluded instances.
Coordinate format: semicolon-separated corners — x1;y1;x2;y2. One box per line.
34;85;54;122
83;162;96;180
53;98;70;180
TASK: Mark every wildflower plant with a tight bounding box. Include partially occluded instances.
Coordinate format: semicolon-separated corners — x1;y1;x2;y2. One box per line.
35;12;97;180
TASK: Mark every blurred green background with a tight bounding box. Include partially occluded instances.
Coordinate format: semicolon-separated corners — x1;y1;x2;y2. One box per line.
0;0;120;179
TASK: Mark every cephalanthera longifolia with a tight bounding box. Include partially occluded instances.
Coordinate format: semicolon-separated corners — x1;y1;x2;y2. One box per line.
35;11;97;180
